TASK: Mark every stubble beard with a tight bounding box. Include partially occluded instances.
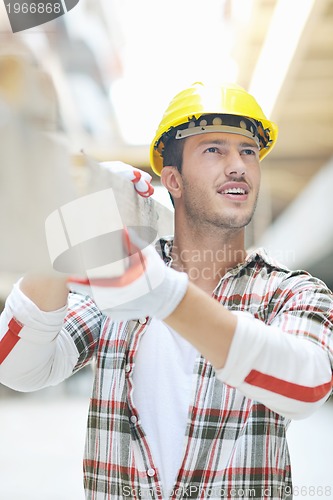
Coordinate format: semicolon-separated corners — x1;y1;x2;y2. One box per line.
181;178;258;233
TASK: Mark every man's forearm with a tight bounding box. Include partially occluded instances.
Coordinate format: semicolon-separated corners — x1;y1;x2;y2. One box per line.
164;282;332;419
0;278;76;391
20;274;69;311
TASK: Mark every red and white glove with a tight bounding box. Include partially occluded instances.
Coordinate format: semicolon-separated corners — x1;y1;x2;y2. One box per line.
67;239;188;321
100;161;154;198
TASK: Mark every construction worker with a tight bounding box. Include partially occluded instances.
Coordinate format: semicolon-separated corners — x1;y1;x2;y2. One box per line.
0;82;332;499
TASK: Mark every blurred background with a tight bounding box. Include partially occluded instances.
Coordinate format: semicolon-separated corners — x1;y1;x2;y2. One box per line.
0;0;332;498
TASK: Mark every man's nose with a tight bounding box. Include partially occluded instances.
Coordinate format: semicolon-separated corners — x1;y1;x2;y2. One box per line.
224;151;246;178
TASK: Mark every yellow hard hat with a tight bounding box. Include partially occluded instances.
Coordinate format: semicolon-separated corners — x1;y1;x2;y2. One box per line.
150;82;278;176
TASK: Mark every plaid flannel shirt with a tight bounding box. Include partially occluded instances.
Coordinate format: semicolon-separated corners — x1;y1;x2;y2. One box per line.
60;246;332;500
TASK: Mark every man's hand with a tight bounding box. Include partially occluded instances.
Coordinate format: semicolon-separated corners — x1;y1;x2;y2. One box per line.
67;240;188;321
19;161;155;312
100;161;154;198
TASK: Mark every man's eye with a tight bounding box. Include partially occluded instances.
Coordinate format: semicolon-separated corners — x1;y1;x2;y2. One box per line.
205;147;219;153
242;149;256;155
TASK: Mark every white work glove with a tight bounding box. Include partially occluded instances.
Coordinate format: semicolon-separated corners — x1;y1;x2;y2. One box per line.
67;239;189;320
100;161;154;198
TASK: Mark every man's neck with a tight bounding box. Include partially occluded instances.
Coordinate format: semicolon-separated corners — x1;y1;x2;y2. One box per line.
171;224;247;294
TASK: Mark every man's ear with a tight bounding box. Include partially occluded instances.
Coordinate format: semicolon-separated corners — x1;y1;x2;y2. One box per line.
161;167;182;200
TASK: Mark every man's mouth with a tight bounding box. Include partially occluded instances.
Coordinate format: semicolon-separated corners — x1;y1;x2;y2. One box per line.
221;187;247;195
218;183;249;201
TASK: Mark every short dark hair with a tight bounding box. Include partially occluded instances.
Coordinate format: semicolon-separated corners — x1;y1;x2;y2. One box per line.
161;136;185;207
162;136;185;172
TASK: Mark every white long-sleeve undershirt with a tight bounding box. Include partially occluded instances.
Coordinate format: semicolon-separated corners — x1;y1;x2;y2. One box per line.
0;282;332;421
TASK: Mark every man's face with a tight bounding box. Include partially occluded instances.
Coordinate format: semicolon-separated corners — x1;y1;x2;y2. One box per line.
177;132;261;231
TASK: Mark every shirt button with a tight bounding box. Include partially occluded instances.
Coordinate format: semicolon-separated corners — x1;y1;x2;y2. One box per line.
125;364;131;373
130;415;138;424
138;317;147;324
147;468;156;477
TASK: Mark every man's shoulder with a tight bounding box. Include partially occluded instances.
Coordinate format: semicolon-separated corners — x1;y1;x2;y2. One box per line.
247;247;332;296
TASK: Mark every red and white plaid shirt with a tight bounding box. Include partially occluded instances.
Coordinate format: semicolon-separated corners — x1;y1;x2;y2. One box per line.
1;246;332;499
